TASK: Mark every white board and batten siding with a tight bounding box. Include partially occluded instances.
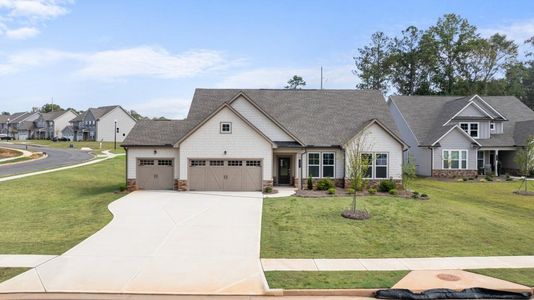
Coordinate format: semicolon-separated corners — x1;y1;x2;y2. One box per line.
230;96;295;142
179;107;273;181
344;123;404;180
432;128;477;170
127;147;180;179
96;107;136;142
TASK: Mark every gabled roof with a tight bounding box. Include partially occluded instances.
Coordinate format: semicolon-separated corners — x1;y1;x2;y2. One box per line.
0;112;29;123
41;110;76;121
346;118;408;149
18;120;36;131
429;125;481;147
70;105;132;123
390;95;534;147
122;119;195;146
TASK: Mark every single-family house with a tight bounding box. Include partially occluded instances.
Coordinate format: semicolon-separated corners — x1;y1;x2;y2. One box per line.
388;95;534;177
34;110;79;139
69;105;136;142
0;112;30;138
122;89;407;191
8;112;40;140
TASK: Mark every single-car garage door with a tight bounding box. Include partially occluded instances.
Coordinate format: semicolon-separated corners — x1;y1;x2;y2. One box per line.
137;159;174;190
188;159;262;191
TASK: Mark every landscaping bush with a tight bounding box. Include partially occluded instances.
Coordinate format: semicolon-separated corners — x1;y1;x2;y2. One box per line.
307;176;313;190
327;188;336;195
368;188;377;195
411;191;420;199
119;184;126;192
485;175;494;182
421;193;428;198
389;189;398;195
378;179;396;192
264;186;273;193
346;188;355;194
316;178;334;191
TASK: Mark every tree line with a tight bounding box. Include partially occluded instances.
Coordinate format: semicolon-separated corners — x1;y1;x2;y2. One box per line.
353;13;534;109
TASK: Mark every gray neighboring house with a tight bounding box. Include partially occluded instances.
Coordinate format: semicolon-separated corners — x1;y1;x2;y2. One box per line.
123;89;407;192
6;112;40;140
389;94;534;177
0;112;30;138
34;110;79;139
69;105;136;142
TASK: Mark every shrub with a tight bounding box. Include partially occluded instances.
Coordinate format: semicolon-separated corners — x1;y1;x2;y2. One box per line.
411;191;420;199
462;177;468;181
119;184;126;192
307;176;313;190
485;175;494;182
264;186;272;193
421;193;428;198
368;188;377;195
389;189;398;195
327;188;336;195
346;188;355;194
378;179;396;192
316;178;334;191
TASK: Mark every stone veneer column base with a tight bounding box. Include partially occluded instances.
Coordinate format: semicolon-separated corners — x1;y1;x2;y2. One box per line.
262;180;273;191
294;178;301;189
432;169;478;178
174;179;188;191
127;179;138;192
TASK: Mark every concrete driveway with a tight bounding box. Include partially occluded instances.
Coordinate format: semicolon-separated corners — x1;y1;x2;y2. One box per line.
0;191;266;295
0;143;93;177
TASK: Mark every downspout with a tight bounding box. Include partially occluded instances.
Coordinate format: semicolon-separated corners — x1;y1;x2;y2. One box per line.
300;148;307;190
430;147;434;177
124;146;128;188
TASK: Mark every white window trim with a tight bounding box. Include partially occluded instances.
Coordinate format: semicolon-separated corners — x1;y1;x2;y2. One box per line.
490;122;495;131
361;152;389;179
220;122;232;134
308;152;321;178
442;149;469;170
477;150;485;169
322;152;336;178
459;122;479;139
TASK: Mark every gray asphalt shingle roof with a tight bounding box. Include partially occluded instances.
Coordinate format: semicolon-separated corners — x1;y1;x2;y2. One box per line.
70;106;119;122
41;110;71;121
390;95;534;147
123;89;401;147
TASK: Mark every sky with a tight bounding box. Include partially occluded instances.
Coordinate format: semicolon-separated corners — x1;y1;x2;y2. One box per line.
1;0;534;119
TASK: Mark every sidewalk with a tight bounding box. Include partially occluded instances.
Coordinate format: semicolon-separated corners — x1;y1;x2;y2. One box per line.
261;256;534;271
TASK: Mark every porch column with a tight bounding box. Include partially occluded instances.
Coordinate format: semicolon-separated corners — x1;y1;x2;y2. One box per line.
494;150;499;177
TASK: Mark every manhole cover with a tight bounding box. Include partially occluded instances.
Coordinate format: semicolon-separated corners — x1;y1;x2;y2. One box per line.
437;273;461;281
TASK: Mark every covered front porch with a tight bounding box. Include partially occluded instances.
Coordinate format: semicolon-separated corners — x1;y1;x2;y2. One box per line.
477;148;518;176
272;148;303;188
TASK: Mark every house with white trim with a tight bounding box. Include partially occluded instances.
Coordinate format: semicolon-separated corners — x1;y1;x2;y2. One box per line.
389;95;534;177
68;105;136;142
122;89;407;191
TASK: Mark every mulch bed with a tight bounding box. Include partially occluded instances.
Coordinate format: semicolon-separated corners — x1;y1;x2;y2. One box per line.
513;191;534;196
341;209;371;220
0;148;21;158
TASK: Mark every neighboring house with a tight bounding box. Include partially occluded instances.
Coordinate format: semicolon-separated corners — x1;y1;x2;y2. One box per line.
0;112;29;138
123;89;407;191
34;110;79;139
8;112;40;140
388;95;534;177
69;105;136;142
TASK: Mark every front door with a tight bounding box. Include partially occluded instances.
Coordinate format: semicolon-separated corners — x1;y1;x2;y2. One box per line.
278;157;290;185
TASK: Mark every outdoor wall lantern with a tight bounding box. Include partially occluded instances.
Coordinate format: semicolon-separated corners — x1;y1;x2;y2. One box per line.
224;150;227;155
154;150;157;155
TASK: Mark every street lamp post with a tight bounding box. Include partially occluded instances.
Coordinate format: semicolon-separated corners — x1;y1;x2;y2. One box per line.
114;120;117;150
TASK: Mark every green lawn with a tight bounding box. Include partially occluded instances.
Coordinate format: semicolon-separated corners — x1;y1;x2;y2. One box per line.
261;179;534;258
0;157;125;254
15;140;125;153
265;271;408;289
0;268;29;283
468;269;534;287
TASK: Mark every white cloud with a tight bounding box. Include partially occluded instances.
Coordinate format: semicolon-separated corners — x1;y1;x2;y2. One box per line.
4;26;39;39
0;46;237;79
0;0;72;40
129;97;192;119
480;19;534;44
77;47;229;79
216;65;355;89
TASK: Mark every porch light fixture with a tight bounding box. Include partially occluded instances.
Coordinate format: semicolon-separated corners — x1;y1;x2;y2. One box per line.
224;150;227;155
154;150;157;155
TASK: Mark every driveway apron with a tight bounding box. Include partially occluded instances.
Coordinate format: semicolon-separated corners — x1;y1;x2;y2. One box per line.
0;191;266;295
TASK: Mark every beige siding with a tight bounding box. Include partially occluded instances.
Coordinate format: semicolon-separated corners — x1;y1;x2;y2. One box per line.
179;107;273;180
432;128;477;170
231;96;294;141
344;123;404;180
127;147;179;179
54;111;78;138
96;107;136;142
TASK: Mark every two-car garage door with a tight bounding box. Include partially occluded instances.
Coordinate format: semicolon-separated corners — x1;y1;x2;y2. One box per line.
188;159;262;191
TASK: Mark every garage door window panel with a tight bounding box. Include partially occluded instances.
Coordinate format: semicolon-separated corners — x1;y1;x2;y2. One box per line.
191;160;206;166
246;160;261;167
228;160;243;166
139;159;154;166
210;160;224;166
158;160;173;166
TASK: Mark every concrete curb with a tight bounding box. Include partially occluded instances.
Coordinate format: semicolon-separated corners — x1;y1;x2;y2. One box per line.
0;153;47;167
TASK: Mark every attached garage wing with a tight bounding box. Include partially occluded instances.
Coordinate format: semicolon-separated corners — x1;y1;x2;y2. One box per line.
188;159;262;191
136;158;174;190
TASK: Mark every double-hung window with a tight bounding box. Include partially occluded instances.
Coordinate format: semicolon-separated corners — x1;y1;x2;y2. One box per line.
459;122;479;138
361;153;388;179
308;152;336;178
442;150;468;169
308;153;320;178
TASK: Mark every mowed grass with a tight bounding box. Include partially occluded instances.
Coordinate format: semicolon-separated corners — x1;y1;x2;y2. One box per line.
16;140;125;153
468;269;534;287
261;179;534;258
0;157;125;254
265;271;408;289
0;268;28;283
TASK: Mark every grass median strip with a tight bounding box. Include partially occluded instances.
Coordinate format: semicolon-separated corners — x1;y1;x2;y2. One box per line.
0;268;29;283
468;268;534;287
261;179;534;258
265;271;408;289
0;156;125;254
